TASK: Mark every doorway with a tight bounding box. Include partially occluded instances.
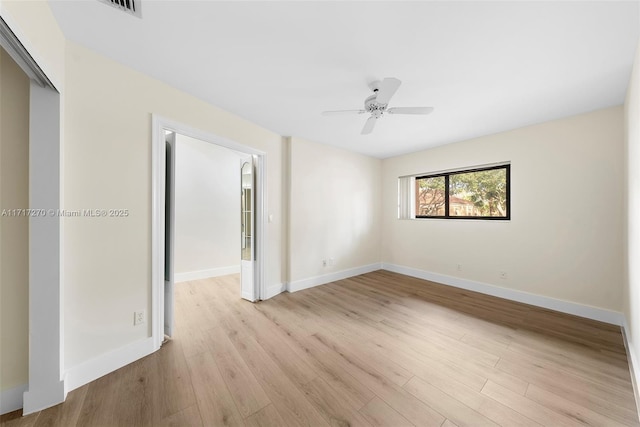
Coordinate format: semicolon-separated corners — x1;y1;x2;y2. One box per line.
152;116;266;348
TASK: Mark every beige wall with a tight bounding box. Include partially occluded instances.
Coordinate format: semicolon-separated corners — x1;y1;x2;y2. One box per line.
62;42;284;368
382;107;625;311
174;134;243;276
624;39;640;382
0;48;30;391
0;1;65;89
289;137;382;282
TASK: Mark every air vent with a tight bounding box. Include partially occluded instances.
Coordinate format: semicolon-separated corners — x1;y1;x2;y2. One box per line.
98;0;142;18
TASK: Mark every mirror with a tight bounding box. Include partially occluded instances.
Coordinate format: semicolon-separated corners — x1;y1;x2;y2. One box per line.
241;161;253;261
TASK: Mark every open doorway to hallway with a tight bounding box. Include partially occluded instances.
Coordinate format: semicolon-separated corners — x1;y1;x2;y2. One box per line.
153;116;266;346
172;132;250;285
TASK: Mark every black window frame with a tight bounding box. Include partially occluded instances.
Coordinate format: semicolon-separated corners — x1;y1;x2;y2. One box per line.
415;164;510;220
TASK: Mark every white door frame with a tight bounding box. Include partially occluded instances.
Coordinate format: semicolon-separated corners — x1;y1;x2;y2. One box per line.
163;131;176;337
240;156;257;302
151;115;266;349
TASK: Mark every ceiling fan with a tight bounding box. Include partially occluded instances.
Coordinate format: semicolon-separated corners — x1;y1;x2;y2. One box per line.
322;77;434;135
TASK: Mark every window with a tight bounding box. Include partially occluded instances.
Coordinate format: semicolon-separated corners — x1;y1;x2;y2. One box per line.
413;164;510;220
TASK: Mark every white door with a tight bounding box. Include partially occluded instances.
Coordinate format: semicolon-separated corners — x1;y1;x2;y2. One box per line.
164;132;176;336
241;158;256;301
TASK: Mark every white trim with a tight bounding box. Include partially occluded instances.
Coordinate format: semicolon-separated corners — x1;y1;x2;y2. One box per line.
23;82;65;415
175;266;241;283
382;263;624;326
153;115;267;157
64;337;155;394
1;384;27;415
287;263;383;293
256;154;267;301
264;282;286;300
621;319;640;422
151;116;164;350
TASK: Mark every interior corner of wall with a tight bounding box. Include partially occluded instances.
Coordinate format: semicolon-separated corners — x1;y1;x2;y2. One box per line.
0;0;65;91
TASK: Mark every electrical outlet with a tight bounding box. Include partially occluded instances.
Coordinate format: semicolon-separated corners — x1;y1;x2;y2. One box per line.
329;257;335;266
134;310;145;326
456;263;462;271
500;271;508;280
322;259;327;267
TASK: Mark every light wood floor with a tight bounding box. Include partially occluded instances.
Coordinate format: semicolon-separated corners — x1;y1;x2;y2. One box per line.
3;270;638;426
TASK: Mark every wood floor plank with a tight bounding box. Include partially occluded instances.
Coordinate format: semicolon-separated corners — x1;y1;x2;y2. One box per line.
323;280;469;341
244;404;287;427
480;380;590;427
525;383;636;427
405;375;539;427
10;271;639;427
226;332;329;427
203;326;272;418
460;331;512;357
227;304;320;388
379;317;500;368
175;326;210;359
157;405;203;427
496;356;639;419
254;301;378;410
115;353;164;426
510;328;631;373
156;339;197;420
0;411;37;427
311;329;413;388
500;343;634;393
359;337;489;392
403;376;499;427
311;285;385;323
358;397;414;427
185;351;244;427
214;349;271;418
75;363;124;426
202;325;232;359
309;333;446;426
300;377;374;427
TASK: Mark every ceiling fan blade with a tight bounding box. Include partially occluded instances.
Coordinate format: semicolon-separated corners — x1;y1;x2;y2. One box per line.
361;116;377;135
322;109;366;116
387;107;434;115
375;77;401;105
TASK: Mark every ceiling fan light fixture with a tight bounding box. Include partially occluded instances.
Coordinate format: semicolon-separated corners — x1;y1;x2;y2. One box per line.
322;77;434;135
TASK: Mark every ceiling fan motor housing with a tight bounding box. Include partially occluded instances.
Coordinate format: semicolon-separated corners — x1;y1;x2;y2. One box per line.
365;94;385;118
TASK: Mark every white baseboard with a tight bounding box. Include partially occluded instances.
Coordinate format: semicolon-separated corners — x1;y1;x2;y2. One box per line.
621;319;640;422
1;383;27;415
263;283;286;300
175;265;240;283
287;263;382;293
64;337;156;394
382;263;624;326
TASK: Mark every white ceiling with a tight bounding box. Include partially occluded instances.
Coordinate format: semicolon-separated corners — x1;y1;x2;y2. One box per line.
48;1;639;158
